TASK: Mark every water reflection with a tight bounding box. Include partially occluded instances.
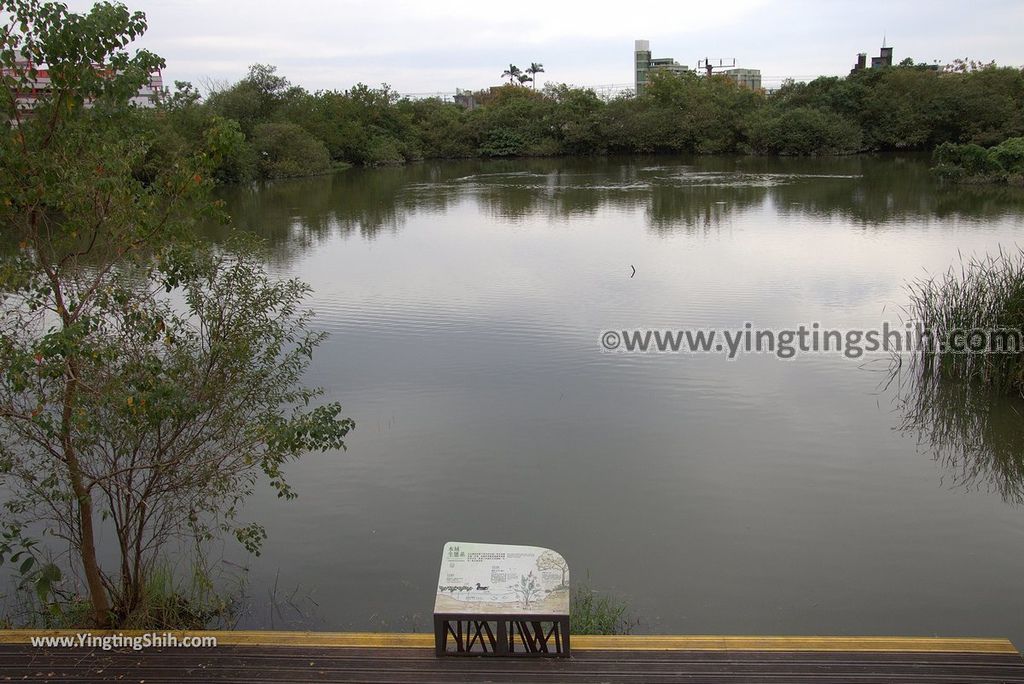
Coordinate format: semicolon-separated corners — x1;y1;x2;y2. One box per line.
206;156;1024;259
189;155;1024;642
647;181;764;233
891;363;1024;505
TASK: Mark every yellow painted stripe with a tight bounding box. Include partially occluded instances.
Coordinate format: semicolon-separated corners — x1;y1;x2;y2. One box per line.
572;635;1020;654
0;630;1017;654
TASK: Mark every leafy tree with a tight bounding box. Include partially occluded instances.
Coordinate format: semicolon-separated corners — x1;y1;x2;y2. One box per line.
206;63;290;138
501;64;522;85
944;58;999;73
933;137;1024;182
546;84;604;154
252;121;330;178
745;106;862;155
16;22;1019;187
525;62;544;90
471;85;558;156
0;0;353;627
990;137;1024;174
400;97;474;158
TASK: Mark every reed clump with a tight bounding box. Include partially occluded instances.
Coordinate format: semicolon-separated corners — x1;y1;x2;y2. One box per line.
906;247;1024;395
893;368;1024;505
570;577;637;635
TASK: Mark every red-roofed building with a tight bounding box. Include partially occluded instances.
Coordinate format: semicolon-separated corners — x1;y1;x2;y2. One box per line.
4;58;165;112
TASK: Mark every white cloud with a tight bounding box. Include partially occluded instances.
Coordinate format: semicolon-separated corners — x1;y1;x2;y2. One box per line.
60;0;1024;93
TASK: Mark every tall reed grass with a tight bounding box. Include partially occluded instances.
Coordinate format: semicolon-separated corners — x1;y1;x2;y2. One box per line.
905;247;1024;394
570;575;637;635
893;368;1024;504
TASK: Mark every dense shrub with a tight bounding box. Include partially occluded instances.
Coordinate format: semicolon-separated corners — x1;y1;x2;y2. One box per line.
744;107;862;155
933;137;1024;182
478;128;527;157
154;60;1024;179
990;137;1024;174
251;122;330;179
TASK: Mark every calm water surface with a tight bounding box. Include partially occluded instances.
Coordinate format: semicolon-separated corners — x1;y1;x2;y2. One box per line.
210;156;1024;644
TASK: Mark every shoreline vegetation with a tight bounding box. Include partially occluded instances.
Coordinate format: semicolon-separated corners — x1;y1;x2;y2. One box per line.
151;59;1024;184
903;249;1024;397
2;0;1024;635
932;138;1024;185
890;249;1024;512
2;1;354;631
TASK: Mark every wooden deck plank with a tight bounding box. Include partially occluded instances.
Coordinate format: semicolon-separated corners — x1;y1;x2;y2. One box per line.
1;629;1017;652
0;637;1021;683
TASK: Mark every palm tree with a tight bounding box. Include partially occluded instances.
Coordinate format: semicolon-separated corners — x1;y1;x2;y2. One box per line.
517;73;533;87
501;64;522;85
525;62;544;89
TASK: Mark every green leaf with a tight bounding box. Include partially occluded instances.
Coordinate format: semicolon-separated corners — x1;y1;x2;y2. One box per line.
34;563;62;602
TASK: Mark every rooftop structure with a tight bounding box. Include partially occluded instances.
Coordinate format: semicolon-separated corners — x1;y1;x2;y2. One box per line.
634;40;692;96
723;68;762;91
636;42;760;94
852;44;894;74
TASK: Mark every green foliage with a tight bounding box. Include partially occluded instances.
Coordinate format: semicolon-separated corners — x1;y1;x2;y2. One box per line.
117;564;240;630
93;49;1024;179
990;137;1024;174
205;115;257;183
571;578;636;635
401;98;474;158
0;0;162;111
3;559;240;630
933;137;1024;183
478;127;527;157
206;63;291;138
470;85;558;156
252;122;330;178
745;107;862;155
546;84;605;154
0;0;353;629
904;248;1024;394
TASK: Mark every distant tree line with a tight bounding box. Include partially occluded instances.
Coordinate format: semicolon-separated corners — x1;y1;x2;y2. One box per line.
144;60;1024;182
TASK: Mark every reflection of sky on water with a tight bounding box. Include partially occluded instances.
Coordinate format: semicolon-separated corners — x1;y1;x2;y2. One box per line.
191;156;1024;645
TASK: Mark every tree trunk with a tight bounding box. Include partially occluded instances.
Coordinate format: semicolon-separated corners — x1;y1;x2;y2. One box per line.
70;470;112;627
62;356;112;627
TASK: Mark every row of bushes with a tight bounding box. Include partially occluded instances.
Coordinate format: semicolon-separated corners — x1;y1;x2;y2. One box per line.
141;61;1024;181
933;137;1024;184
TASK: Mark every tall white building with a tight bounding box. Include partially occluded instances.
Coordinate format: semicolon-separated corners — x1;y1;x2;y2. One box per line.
634;39;692;96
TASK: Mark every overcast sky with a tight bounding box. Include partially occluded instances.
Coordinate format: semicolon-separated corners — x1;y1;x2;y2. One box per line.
64;0;1024;95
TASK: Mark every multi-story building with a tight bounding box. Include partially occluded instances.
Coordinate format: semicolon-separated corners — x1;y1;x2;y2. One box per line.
634;40;692;96
871;47;894;69
129;69;165;107
851;45;894;74
723;68;762;90
4;58;165;112
635;41;761;94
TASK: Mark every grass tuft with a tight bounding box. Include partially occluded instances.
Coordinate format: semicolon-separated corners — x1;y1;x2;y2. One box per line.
571;576;637;635
904;246;1024;394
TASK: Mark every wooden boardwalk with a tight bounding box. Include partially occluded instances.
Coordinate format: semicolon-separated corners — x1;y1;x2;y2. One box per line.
1;632;1021;683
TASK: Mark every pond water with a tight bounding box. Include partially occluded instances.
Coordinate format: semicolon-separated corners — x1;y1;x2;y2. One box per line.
210;155;1024;645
